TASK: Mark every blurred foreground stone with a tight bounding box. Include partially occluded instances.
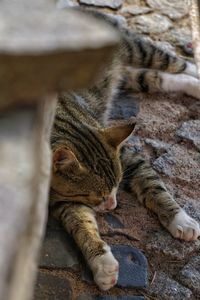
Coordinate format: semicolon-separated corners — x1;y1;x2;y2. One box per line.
0;2;119;300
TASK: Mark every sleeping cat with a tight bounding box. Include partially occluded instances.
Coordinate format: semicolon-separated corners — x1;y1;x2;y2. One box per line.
50;11;200;291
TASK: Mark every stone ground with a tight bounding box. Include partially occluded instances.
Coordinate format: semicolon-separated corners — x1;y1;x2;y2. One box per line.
34;1;200;299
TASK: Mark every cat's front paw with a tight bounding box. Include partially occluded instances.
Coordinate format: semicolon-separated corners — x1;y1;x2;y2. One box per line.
167;209;200;241
90;246;119;291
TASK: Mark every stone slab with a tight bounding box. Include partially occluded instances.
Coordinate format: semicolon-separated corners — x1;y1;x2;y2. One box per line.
34;271;73;300
39;228;81;270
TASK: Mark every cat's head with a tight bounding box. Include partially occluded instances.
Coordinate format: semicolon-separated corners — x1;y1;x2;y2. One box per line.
51;121;135;211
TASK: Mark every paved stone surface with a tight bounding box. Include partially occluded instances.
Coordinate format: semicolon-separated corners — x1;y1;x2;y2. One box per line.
39;228;81;270
146;230;200;260
134;14;172;34
176;120;200;151
110;93;140;120
79;0;123;9
146;0;188;20
149;271;192;299
152;144;200;182
104;213;125;228
34;271;73;300
178;256;200;295
78;296;145;300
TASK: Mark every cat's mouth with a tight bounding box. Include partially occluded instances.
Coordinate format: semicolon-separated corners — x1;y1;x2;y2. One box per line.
94;195;117;212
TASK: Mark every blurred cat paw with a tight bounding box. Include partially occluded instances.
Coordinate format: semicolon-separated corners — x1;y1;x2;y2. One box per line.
90;247;119;290
168;209;200;241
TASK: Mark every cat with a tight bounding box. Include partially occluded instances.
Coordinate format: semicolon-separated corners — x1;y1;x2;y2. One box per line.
49;11;200;291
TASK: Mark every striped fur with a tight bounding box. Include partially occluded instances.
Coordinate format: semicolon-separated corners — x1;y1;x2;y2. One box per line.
50;11;200;290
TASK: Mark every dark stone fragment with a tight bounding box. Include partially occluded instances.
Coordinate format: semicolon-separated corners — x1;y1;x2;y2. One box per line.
82;245;148;289
104;213;125;228
34;271;73;300
111;245;148;288
110;93;140;120
39;227;81;270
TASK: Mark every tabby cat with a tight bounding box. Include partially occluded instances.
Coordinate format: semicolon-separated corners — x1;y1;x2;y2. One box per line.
50;11;200;291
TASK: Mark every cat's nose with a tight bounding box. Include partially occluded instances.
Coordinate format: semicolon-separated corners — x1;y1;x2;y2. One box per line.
105;194;117;210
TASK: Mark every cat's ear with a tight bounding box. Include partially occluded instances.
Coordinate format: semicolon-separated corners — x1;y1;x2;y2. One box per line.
103;120;136;148
53;147;80;173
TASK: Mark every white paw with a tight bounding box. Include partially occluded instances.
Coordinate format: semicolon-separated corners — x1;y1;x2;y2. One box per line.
185;62;198;78
161;73;200;100
168;209;200;241
90;246;119;291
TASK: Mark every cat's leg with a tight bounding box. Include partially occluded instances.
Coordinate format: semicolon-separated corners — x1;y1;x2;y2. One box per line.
120;147;200;241
120;67;200;100
122;33;198;78
51;203;118;290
